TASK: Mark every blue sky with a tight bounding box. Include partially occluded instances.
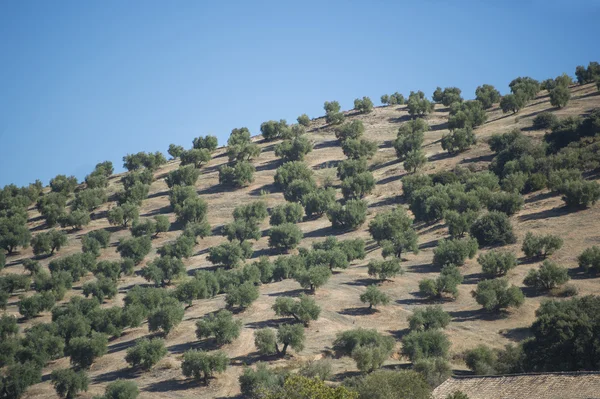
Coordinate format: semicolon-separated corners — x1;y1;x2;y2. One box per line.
0;0;598;187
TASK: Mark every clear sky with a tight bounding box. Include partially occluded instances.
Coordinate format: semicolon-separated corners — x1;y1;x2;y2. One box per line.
0;0;598;187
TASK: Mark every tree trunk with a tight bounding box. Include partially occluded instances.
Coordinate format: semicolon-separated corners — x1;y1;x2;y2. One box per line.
281;343;288;356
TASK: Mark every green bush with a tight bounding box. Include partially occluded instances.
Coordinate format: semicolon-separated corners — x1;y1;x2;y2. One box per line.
269;202;303;225
196;309;242;346
578;246;600;274
302;187;336;217
407;90;434;116
403;149;428;173
19;292;55;319
341;171;375;199
117;235;152;264
509;76;540;102
441;127;477;153
470;211;516;246
360;285;390;310
283;179;317;203
31;229;67;256
472;278;524;312
501;172;527;194
478;250;517;276
522;232;563;259
335;120;365;141
297;114;310;127
227;131;261;162
475;84;501;109
174;196;208;224
261;119;289;141
342;138;378;159
532;112;558;130
327;199;367;230
432;238;478;268
207;240;253;268
273;294;321;326
408;306;451;331
239;363;286;398
181;349;229;385
486;191;523;215
125;338;167;370
276;324;306;356
500;93;525;114
165;165;200;187
72;188;107;211
465;345;497;375
225;281;259;310
123;151;166;171
107;203;139;228
50;174;78;194
367;259;403;281
67;332;108;369
523;260;569;291
401;330;450;361
268;223;303;251
59;210;91;230
418;265;463;299
168;143;184;159
274;161;314;189
294;266;331;293
156;235;195;259
81;229;111;256
141;255;185;286
557;179;600;208
82;277;117;302
333;328;395;371
443;210;477;238
192;135;218;152
343;370;431;399
354;96;374;113
51;368;89;399
394;119;428;160
447;100;487;130
413;357;452;388
48;253;95;282
219;161;256;188
337;158;368;180
148;298;185;335
180;148;212;168
549;85;571;108
324;101;345;125
274;136;313;162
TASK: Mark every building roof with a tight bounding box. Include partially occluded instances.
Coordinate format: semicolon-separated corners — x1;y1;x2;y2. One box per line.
433;372;600;399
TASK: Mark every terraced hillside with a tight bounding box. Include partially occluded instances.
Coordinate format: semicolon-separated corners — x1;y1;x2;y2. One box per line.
2;81;600;399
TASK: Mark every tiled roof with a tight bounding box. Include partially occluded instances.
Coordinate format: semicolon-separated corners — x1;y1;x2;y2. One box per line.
433;372;600;399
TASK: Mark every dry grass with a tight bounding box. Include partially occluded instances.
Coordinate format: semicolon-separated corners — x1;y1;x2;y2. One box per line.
2;83;600;398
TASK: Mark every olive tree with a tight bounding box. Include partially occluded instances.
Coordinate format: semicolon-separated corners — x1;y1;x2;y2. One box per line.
254;324;305;357
432;238;478;268
294;266;331;293
470;211;516;246
31;229;68;256
324;101;345;125
523;260;569;292
196;309;242;346
272;294;321;326
269;203;303;225
125;338;167;370
408;306;451;331
225;281;260;310
441;127;477;153
268;223;303;251
367;259;403;282
208;240;253;268
478;250;517;276
168;143;184;159
51;368;89;399
181;349;229;385
407;90;434;116
418;265;463;300
67;332;108;369
165;165;201;187
326;199;367;230
521;232;563;259
475;84;501;109
219;161;256;188
549;85;571;108
297;114;310;127
578;246;600;274
192;135;218;151
107;203;139;228
401;330;450;361
274;136;313;162
360;285;390;310
116;235;152;264
354;96;374;113
472;278;524;312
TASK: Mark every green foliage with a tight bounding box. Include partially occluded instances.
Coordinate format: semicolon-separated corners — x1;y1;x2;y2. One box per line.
335;120;365;142
441;127;477;153
274;135;313;162
557;179;600;208
51;368;89;399
116;235;152;264
225;281;260;310
125;338;167;370
196;309;241;346
182;349;229;384
443;210;477;238
523;260;569;291
470;211;516;246
465;345;497;375
99;380;139;399
283;178;317;203
31;229;67;256
360;285;390;310
254;328;278;356
578;246;600;274
407;90;434;116
174;196;208;224
49;252;95;282
394;119;428;160
269;202;304;225
165;165;201;188
180;148;212;168
239;363;287;398
59;209;91;230
341;172;375;199
367;259;403;281
401;330;450;361
485;191;523;215
403;149;427;174
268;223;303;251
208;240;253;268
342;138;378;159
418;265;463;300
575;62;600;84
432;238;478;268
192;135;218;152
147;298;185;335
72;188;107;212
475;84;501;109
478;250;517;276
0;361;42;399
36;192;67;227
123;151;166;171
302;187;336;217
413;357;452;388
354;96;374;113
168;143;184;159
327;199;367;230
67;332;108;369
509;76;540;102
141;256;185;286
472;278;524;312
85;161;112;188
522;232;563;259
549;85;571;108
408;306;451;331
121;169;154;190
273;294;321;326
299;360;332;381
156;235;195;259
50;174;79;195
324;100;345;125
183;220;211;243
18;292;55;319
532;112;558;130
294;265;331;293
274;161;314;189
261;119;289;141
448;100;487;130
82;277;117;302
369;206;418;258
382;92;405;106
344;369;430;399
107;203;139;228
333;328;395;357
500;93;525;114
297;114;310;127
439;87;463;106
82;229;111;256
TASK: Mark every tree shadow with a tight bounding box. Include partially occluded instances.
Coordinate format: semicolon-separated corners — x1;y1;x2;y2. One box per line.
429;121;449;131
406;263;438;274
368;196;402;209
448;308;505;323
379;140;393;149
93;368;137;383
145;378;198;392
167;339;215;355
313;159;341;171
106;337;140;355
198;184;233;195
418;223;445;235
147;189;169;199
396;293;435;305
418;238;440;250
330;370;363;383
519;108;552;120
249;183;278;197
256;159;282;172
303;225;347;239
377;172;406;186
524;191;556;204
141;205;172;217
460;153;495;164
576;91;600;100
428;151;454;162
314;139;340;150
251;247;280;259
500;326;532;342
245;317;290;329
268;288;306;298
388;114;412;124
343;278;380;287
27;214;45;224
518;205;572;222
370;158;400;172
230;351;281;367
462;272;487;285
388;327;410;341
338;306;373;316
567;267;596;280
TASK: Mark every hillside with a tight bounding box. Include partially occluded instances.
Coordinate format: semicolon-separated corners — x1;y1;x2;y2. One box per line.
2;81;600;399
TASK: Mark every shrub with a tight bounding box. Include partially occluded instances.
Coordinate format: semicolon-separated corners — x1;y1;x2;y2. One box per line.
439;87;463;106
82;277;117;302
116;181;150;206
475;84;501;109
156;234;195;259
472;278;524;312
19;292;55;319
401;330;450;361
522;232;563;259
50;174;78;194
81;229;111;257
418;265;463;299
182;349;229;385
408;306;451;331
141;256;185;286
342;138;378;159
302;187;335;217
327;201;367;231
557;179;600;208
354;96;374;113
147;299;185;335
72;188;107;212
344;369;430;399
486;191;523;215
261;119;289;141
465;345;497;375
337;158;368;180
443;210;477;238
168;143;184;159
448;100;487;130
432;238;478;268
441;127;476;153
578;246;600;274
274;136;313;162
273;294;321;326
509;77;540;102
394;119;427;160
367;259;403;281
31;229;67;256
192;135;218;151
269;203;303;225
208;240;253;268
174;196;208;224
324;101;344;125
196;310;242;346
283;179;317;203
67;332;108;369
360;285;390;310
165;165;200;187
239;363;286;398
59;210;91;230
297;114;310;127
97;380;139;399
294;266;331;293
549;85;571;108
335;120;365;141
500;93;525;114
523;260;569;291
403;149;428;173
478;250;517;276
51;368;89;399
333;328;395;370
219;161;255;187
125;338;167;370
274;161;313;189
407;90;434;116
470;211;516;246
341;171;375;199
413;357;452;388
225;281;259;310
107;203;139;228
117;235;152;264
268;223;303;251
123;151;166;171
532;112;558;130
